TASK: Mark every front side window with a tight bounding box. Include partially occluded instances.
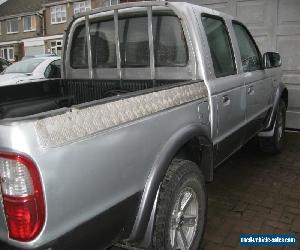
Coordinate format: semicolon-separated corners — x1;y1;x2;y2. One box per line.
51;5;67;24
6;19;18;33
44;60;61;78
1;48;14;61
202;15;236;78
23;16;36;32
74;0;91;14
232;22;261;72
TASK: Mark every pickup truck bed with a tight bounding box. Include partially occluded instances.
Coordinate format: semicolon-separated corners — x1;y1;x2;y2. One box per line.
0;79;183;119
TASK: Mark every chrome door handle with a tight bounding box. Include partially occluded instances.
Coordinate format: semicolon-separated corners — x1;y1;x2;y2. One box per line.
222;95;230;105
247;86;254;95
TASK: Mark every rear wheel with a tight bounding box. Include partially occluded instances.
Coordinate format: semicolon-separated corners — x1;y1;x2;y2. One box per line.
151;159;207;250
259;100;286;154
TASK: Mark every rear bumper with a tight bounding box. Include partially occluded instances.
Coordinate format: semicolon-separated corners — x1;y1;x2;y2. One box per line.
0;192;141;250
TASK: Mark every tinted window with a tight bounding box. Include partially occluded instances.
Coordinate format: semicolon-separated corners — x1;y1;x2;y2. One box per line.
119;16;149;67
90;19;117;67
202;15;236;78
232;22;261;72
70;25;88;68
153;15;188;66
70;14;188;69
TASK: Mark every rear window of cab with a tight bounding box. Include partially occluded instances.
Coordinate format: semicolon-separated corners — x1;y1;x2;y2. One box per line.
70;14;189;69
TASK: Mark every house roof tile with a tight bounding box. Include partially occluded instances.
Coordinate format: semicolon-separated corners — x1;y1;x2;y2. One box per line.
0;0;42;17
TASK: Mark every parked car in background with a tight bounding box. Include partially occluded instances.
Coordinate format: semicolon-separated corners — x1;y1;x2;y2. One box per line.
21;54;57;61
0;58;11;73
0;56;61;86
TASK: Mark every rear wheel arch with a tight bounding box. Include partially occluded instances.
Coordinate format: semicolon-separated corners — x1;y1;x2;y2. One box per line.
128;124;213;246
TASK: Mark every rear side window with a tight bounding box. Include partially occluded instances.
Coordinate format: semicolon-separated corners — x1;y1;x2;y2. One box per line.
232;22;262;72
70;14;188;69
70;25;88;68
202;15;236;78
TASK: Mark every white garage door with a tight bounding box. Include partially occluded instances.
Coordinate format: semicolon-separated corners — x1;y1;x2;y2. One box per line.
174;0;300;129
24;45;45;56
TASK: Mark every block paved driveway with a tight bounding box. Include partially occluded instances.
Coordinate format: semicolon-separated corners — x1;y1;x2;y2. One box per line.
113;131;300;250
202;131;300;250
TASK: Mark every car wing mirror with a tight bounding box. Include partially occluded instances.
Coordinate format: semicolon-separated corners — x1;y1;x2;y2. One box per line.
263;52;282;69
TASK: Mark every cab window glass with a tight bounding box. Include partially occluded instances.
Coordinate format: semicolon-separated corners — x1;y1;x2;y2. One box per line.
119;16;149;67
232;22;261;72
202;15;236;78
153;15;188;66
90;19;117;67
70;14;189;69
70;25;88;68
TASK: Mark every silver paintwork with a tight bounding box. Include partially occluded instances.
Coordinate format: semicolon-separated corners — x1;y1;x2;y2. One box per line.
174;0;298;129
34;82;207;148
0;1;283;249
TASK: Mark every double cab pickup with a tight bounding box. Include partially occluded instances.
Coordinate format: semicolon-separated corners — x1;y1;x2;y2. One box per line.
0;1;287;250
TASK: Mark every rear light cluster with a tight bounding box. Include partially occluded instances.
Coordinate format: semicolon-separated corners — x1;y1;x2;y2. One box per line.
0;152;45;242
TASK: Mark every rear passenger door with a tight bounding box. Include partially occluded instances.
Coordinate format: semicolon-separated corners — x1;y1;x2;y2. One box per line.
202;15;246;165
232;22;272;141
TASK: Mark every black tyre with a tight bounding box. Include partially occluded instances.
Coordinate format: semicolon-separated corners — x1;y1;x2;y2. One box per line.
152;159;207;250
259;100;286;154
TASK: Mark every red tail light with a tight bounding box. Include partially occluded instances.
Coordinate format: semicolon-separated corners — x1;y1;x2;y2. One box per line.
0;152;45;242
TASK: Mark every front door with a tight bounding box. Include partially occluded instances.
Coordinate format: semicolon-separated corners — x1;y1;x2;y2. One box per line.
232;22;272;141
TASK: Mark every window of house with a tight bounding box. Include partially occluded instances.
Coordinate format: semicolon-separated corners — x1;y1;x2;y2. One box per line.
23;16;36;32
50;40;63;56
0;22;2;35
104;0;118;6
51;5;67;24
104;0;141;6
74;0;91;14
1;48;14;61
202;15;236;78
6;18;18;34
232;22;262;72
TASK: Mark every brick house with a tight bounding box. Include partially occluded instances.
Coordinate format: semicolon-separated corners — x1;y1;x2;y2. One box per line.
42;0;104;56
0;0;105;61
0;0;44;61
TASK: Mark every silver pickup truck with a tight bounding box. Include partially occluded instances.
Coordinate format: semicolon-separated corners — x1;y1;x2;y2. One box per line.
0;1;288;250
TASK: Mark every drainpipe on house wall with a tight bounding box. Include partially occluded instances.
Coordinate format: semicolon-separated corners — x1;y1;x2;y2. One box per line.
37;11;45;36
